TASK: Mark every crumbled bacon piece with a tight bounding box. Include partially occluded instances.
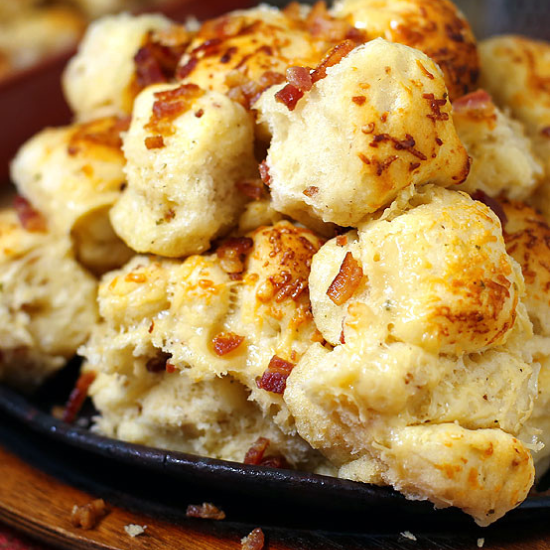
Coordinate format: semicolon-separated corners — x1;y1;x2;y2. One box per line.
352;95;366;105
71;499;109;530
453;89;497;125
275;83;304;111
241;528;265;550
212;332;245;356
216;237;253;274
145;84;204;136
134;45;166;87
286;66;313;92
166;362;176;374
62;372;96;424
311;40;356;84
472;190;508;226
259;161;271;186
13;196;47;232
256;356;295;394
177;56;198;79
369;133;427;160
186;503;226;520
236;180;265;200
244;437;270;465
336;235;347;247
197;15;246;41
327;252;363;306
145;135;165;149
542;127;550;138
145;352;172;373
375;156;398;175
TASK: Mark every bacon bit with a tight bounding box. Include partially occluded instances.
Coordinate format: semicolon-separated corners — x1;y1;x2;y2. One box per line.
145;84;204;136
236;180;265;200
416;59;434;79
260;456;288;468
352;95;366;105
453;90;496;124
286;66;313;92
275;83;304;111
257;356;295;394
435;137;443;146
166;362;176;373
186;503;226;520
472;190;508;226
195;108;204;118
541;127;550;138
62;372;96;424
212;332;244;356
423;93;449;122
13;196;47;232
177;56;198;79
134;45;167;87
312;40;355;84
303;186;319;197
190;37;223;57
327;252;363;306
409;162;421;172
125;272;146;283
259;161;271;186
145;135;165;149
336;235;347;247
217;237;253;274
244;437;270;464
380;112;388;122
164;208;175;222
148;321;155;334
71;499;109;530
145;352;172;373
259;70;286;88
197;14;246;41
241;528;265;550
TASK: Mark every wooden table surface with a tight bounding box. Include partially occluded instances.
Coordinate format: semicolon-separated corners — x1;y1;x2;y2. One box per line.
1;424;549;550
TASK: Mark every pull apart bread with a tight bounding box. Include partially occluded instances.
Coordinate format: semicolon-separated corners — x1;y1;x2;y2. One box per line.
4;0;550;528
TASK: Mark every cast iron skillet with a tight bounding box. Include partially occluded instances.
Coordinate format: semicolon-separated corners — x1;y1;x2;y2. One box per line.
0;361;549;532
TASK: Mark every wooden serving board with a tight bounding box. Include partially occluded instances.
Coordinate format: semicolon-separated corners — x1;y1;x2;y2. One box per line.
1;439;550;550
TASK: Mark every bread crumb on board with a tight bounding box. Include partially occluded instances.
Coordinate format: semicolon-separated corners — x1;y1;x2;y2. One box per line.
124;524;147;537
241;527;265;550
70;499;109;530
477;538;485;548
185;502;226;520
400;531;417;541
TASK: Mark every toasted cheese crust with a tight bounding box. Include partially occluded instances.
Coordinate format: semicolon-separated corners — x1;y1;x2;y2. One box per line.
257;39;470;228
332;0;479;100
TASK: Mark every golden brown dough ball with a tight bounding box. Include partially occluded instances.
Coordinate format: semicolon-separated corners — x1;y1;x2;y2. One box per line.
63;13;172;120
0;208;98;390
452;90;543;200
110;83;257;258
284;186;537;526
310;186;522;355
11;116;133;275
332;0;479;100
257;38;470;228
480;36;550;190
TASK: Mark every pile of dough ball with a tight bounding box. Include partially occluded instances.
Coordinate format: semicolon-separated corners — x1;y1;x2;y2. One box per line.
3;0;550;527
